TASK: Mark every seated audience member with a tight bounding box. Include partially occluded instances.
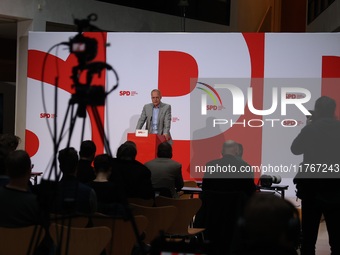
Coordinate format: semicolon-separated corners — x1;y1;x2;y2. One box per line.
0;134;21;186
195;140;256;255
109;141;154;200
232;194;300;255
202;140;256;196
53;147;97;215
0;150;41;227
87;154;125;216
144;142;184;198
76;140;96;183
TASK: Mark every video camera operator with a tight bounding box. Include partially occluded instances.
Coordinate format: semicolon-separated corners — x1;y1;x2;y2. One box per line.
291;96;340;255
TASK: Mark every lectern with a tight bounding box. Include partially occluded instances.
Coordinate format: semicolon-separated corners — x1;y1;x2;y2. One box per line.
127;133;166;163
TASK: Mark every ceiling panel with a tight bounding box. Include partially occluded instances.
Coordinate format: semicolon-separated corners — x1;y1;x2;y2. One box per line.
96;0;231;26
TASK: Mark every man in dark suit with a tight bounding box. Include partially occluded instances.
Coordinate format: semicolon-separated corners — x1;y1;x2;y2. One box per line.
197;140;256;255
202;140;256;196
109;142;155;200
136;89;172;141
291;96;340;255
144;142;184;198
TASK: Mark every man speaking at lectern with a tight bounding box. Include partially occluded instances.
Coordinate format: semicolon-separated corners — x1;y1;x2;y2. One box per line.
136;89;172;142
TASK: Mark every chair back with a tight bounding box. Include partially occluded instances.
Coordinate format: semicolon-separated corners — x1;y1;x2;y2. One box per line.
49;223;111;255
199;190;248;254
50;213;89;227
128;197;154;207
130;203;178;244
184;180;197;187
91;213;148;255
0;225;45;255
154;196;202;235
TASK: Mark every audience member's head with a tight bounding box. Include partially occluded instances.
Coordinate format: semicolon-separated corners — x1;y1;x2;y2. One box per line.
314;96;336;119
116;142;137;160
0;133;21;152
222;140;238;156
6;150;32;182
58;147;79;175
124;140;137;149
0;135;21;179
157;142;172;158
237;194;300;251
79;140;96;160
94;154;112;175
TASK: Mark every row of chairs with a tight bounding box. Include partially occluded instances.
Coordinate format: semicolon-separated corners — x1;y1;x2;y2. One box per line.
0;214;148;255
0;196;204;255
0;225;45;255
130;196;205;244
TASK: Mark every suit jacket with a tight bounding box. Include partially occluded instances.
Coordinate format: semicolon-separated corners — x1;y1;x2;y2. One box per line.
144;157;184;198
109;158;155;200
136;102;171;137
202;155;256;197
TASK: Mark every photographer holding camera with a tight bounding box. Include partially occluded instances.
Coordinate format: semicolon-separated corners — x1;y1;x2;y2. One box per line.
291;96;340;255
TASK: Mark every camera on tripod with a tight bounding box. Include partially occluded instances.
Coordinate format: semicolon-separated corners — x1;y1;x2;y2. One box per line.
63;14;116;117
259;175;282;188
69;33;98;66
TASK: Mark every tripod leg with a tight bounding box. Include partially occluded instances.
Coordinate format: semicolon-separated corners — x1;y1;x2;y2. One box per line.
66;104;79;149
90;105;112;157
80;116;86;148
46;101;74;181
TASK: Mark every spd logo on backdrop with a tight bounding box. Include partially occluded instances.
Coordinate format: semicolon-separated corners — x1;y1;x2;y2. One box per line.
119;90;138;96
